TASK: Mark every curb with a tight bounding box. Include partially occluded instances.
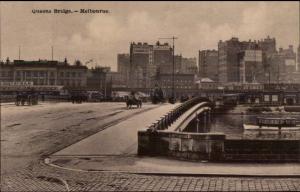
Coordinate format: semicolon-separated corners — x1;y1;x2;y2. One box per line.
43;158;300;178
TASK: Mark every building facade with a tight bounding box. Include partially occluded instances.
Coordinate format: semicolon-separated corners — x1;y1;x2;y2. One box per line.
238;49;263;83
218;36;276;83
181;57;198;74
117;53;130;87
268;45;297;83
86;66;110;91
0;59;88;89
198;50;218;81
151;73;197;97
129;42;154;88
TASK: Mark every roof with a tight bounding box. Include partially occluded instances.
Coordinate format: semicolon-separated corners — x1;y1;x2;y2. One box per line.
2;60;88;69
200;78;214;82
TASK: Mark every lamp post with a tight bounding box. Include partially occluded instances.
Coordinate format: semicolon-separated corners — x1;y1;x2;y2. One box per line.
159;36;178;104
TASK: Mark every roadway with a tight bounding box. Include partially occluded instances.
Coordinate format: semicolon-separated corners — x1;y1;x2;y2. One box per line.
1;101;164;175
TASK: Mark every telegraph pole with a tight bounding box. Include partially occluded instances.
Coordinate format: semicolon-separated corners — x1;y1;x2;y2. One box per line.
159;36;178;104
51;46;54;61
18;46;21;60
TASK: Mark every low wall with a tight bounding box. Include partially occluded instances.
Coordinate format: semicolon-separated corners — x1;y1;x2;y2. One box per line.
224;139;300;162
138;130;300;162
138;130;226;161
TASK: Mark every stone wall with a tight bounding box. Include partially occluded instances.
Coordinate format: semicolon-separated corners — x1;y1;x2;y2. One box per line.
138;130;300;162
138;130;226;161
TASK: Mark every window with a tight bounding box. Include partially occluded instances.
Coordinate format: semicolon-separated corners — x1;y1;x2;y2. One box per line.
66;72;70;77
272;95;278;102
60;72;64;77
264;95;270;102
72;72;76;77
50;72;54;77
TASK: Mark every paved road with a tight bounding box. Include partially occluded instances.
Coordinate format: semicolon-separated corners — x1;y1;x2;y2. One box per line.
2;164;300;191
2;102;300;191
53;103;177;156
1;102;159;175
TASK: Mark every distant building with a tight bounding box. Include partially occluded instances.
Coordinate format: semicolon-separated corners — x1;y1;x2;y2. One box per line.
107;72;125;88
197;78;219;90
0;59;88;89
129;42;154;88
181;57;198;74
238;49;264;83
297;45;300;72
86;66;110;91
152;73;197;97
198;50;218;81
268;45;297;83
218;36;276;83
153;41;172;74
117;53;130;87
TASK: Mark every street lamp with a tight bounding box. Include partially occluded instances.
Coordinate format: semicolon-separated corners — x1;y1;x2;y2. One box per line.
159;36;178;104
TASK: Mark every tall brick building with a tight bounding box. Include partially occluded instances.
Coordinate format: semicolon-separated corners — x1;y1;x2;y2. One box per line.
218;36;276;83
198;50;218;81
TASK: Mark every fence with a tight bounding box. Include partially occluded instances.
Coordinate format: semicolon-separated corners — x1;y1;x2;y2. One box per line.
147;97;213;131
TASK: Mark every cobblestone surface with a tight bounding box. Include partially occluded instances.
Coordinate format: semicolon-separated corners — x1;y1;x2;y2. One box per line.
1;163;300;191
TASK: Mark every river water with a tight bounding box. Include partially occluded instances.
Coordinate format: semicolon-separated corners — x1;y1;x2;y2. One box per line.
184;105;300;140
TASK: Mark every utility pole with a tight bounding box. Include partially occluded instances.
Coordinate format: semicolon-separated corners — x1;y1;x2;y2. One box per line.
18;46;21;60
129;42;133;89
51;46;54;61
159;36;178;104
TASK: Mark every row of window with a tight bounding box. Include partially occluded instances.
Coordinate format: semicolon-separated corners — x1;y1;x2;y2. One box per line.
14;79;83;87
12;71;83;78
15;71;54;77
59;71;82;78
161;86;193;89
162;80;193;83
1;71;13;77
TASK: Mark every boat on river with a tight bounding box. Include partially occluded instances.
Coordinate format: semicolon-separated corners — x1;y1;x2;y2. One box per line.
243;117;300;131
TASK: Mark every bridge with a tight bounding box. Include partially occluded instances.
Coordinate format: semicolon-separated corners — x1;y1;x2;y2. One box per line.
137;97;300;162
50;97;214;158
146;97;214;132
49;96;299;163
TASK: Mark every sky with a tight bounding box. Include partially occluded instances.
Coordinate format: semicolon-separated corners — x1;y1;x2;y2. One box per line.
0;1;299;71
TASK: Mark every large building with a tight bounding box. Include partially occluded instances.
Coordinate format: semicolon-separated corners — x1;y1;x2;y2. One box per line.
238;49;263;83
151;73;197;97
117;53;130;87
153;41;172;74
129;42;154;88
86;66;110;91
298;45;300;71
267;45;297;83
181;57;198;75
0;59;88;89
218;36;276;83
128;41;174;88
198;50;218;81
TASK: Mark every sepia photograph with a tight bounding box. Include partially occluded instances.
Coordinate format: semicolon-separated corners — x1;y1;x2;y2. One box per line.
0;1;299;191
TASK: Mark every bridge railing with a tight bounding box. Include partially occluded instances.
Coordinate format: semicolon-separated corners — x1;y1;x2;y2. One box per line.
147;97;213;131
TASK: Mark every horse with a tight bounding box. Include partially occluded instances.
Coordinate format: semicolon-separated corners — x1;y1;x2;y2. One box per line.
126;98;142;109
15;93;37;106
